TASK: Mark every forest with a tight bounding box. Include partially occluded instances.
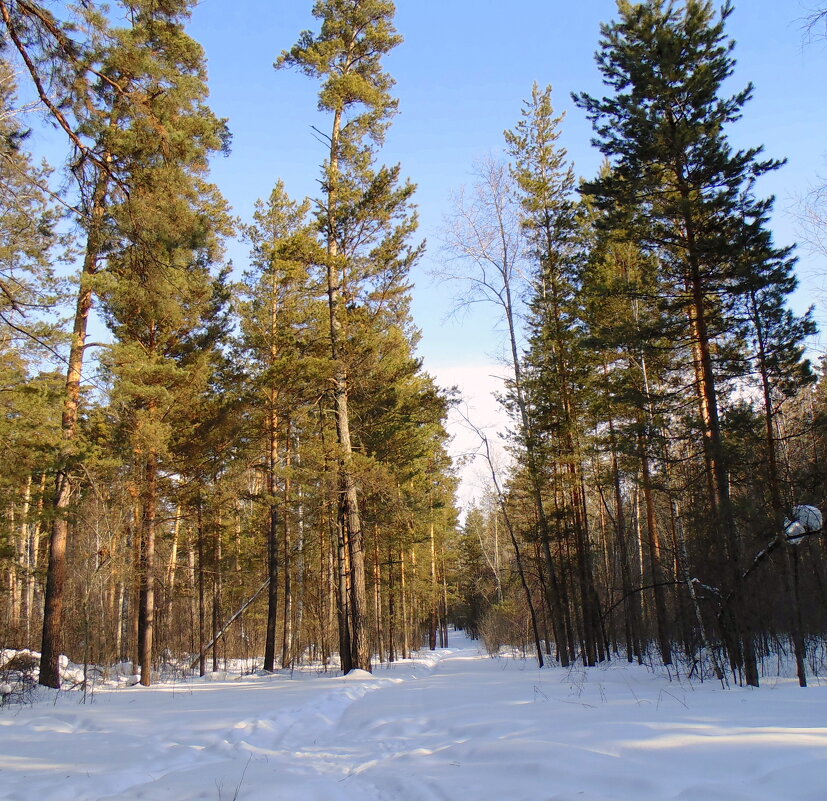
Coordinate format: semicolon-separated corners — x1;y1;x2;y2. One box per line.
1;0;827;697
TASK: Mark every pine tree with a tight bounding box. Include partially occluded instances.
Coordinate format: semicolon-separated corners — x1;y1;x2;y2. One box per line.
0;25;100;686
505;84;602;665
575;0;810;685
24;0;230;687
277;0;421;673
239;181;324;671
0;58;64;347
89;0;231;686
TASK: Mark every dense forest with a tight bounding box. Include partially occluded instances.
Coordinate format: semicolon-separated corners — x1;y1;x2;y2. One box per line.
1;0;826;694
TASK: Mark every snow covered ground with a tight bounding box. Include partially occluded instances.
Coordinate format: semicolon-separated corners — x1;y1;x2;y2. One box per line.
1;633;826;801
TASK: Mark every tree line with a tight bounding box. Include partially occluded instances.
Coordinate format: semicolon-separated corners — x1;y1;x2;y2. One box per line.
451;0;827;688
0;0;825;691
0;0;457;688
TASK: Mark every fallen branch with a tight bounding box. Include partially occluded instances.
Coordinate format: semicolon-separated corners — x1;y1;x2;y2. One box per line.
189;579;270;671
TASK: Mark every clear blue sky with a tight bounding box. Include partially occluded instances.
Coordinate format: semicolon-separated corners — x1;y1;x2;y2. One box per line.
186;0;827;376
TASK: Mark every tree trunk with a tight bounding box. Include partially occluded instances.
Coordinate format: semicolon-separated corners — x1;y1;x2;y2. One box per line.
281;435;293;669
608;414;642;663
139;453;158;686
639;433;672;665
40;173;108;687
263;405;280;672
387;541;397;662
17;478;33;634
197;500;206;677
326;105;370;673
295;477;306;666
440;543;449;648
400;547;409;659
429;516;438;650
373;531;383;660
166;507;181;606
336;502;352;673
211;511;222;673
128;504;141;675
25;473;46;648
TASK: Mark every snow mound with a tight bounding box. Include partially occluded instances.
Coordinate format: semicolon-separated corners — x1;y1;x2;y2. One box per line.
343;669;374;679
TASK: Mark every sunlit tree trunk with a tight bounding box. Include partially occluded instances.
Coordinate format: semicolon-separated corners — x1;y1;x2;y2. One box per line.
40;174;108;688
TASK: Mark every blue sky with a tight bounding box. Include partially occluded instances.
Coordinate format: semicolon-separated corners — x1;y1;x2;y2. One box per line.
186;0;827;377
180;1;827;504
169;1;826;505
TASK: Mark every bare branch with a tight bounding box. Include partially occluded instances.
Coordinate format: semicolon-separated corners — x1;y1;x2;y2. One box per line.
435;155;528;320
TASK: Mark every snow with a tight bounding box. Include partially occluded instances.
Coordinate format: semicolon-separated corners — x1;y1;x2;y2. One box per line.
1;633;826;801
784;505;823;545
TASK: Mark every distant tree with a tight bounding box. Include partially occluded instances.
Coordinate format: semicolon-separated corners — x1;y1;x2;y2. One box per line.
440;155;549;667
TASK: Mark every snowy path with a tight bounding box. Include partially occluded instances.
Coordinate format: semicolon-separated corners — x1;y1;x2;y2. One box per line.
1;633;826;800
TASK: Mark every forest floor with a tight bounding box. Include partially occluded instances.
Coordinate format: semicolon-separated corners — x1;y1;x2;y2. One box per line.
1;632;826;800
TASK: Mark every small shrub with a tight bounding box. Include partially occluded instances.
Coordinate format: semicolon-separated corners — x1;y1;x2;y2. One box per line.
479;603;524;656
0;651;40;706
2;652;39;675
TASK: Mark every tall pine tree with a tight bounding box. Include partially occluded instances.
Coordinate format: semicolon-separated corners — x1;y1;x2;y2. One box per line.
277;0;421;673
575;0;812;685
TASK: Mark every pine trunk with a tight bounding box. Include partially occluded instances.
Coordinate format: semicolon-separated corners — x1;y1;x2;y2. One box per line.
197;500;207;677
326;106;369;673
211;512;222;673
608;414;642;663
281;433;293;669
429;517;438;650
639;433;672;665
139;453;158;686
40;173;108;687
263;405;280;672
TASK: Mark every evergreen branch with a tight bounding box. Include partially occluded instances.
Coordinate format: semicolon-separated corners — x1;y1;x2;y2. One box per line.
0;1;96;168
